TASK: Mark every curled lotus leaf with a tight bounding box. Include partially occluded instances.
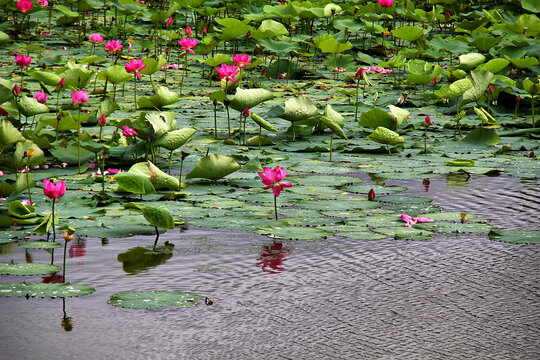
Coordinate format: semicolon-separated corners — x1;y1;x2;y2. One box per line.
186;154;241;181
367;127;405;145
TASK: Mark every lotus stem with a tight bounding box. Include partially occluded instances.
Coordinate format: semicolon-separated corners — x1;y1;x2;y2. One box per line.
273;194;278;220
387;144;391;155
532;96;535;128
51;200;56;241
329;133;334;162
134;77;137;109
355;78;360;121
101;152;105;193
154;226;159;247
424;127;427;153
77;107;81;173
178;158;184;190
62;236;68;282
226;105;231;137
168;151;173;174
213;104;218;139
25;158;32;204
259;125;262;150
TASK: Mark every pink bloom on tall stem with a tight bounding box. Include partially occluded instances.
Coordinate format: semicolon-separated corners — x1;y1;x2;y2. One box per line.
37;0;48;7
124;59;146;79
166;17;173;26
216;63;240;82
33;91;48;104
89;33;103;44
185;26;193;36
232;54;251;68
122;126;138;137
58;78;65;89
424;115;431;126
98;114;107;126
16;0;33;13
43;179;66;201
104;40;123;53
12;84;21;96
15;54;32;68
258;166;292;198
378;0;394;8
177;37;198;55
71;89;88;106
202;27;207;35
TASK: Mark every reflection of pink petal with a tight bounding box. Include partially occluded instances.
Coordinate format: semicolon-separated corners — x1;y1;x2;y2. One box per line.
257;242;289;273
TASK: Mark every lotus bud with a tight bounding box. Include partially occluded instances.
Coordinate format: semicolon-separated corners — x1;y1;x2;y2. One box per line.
202;27;207;36
516;95;521;101
213;99;218;106
530;151;535;158
368;188;375;201
354;68;364;80
223;99;230;107
12;84;21;96
98;114;106;126
424;115;431;126
432;77;438;85
242;107;249;117
0;107;8;116
58;78;65;89
489;85;494;93
445;12;450;21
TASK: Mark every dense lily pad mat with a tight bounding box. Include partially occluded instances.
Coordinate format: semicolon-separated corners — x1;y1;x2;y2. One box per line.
0;282;95;298
108;291;204;309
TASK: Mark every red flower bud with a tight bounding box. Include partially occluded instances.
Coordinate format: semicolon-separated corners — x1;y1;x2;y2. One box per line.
202;27;207;36
424;115;431;126
432;77;438;85
489;85;494;93
530;151;535;158
213;99;218;106
98;114;106;126
0;107;8;116
58;78;65;88
355;68;364;79
445;12;450;21
12;84;21;96
242;107;249;117
368;188;375;201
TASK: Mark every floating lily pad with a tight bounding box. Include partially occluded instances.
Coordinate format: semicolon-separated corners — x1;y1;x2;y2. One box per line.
342;185;408;195
18;241;63;249
108;291;204;309
0;262;61;276
334;231;388;240
255;225;333;240
488;230;540;244
375;195;432;204
372;226;434;241
415;222;494;233
0;282;95;298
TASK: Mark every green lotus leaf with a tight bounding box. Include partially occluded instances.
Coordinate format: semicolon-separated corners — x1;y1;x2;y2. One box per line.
388;105;409;127
59;66;93;89
521;0;539;13
129;161;179;190
14;140;44;167
18;241;62;249
108;290;204;309
0;119;24;145
30;70;62;86
278;96;319;123
97;99;120;118
359;108;396;130
473;106;496;125
246;136;275;146
488;229;540;244
259;38;301;57
186;154;241;180
217;18;252;41
138;86;179;109
55;4;79;17
250;113;278;132
124;203;175;230
0;31;10;44
320;115;346;139
392;26;425;42
0;262;61;276
523;78;539;96
98;65;132;84
367;127;404;145
254;225;333;240
114;172;156;195
477;58;510;74
263;3;299;20
505;56;539;69
0;282;95;298
153;127;196;150
316;35;352;54
324;104;345;129
49;144;94;164
17;95;49;118
251;19;289;39
140;55;167;75
33;214;53;235
462;69;494;105
229;88;274;112
446;159;475;167
458;52;486;70
462;127;499;146
8;200;36;218
435;78;473;99
469;34;501;53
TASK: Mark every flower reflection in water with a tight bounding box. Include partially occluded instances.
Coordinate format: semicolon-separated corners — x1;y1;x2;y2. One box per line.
42;273;64;283
256;242;289;274
69;239;86;265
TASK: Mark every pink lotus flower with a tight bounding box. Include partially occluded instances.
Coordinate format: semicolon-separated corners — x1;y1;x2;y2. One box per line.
16;0;33;13
258;166;292;197
424;115;431;126
242;107;249;117
33;91;48;104
89;33;103;44
58;78;65;88
43;179;66;201
21;199;31;206
177;37;198;55
445;12;451;21
71;89;88;106
401;214;433;227
122;126;138;137
12;84;21;96
106;168;121;175
362;66;392;74
15;54;32;68
98;114;106;126
378;0;394;7
37;0;48;7
232;54;251;68
216;63;239;82
185;26;193;36
368;188;375;201
202;26;207;35
0;107;8;116
104;40;123;53
166;17;173;26
0;170;3;176
124;58;146;79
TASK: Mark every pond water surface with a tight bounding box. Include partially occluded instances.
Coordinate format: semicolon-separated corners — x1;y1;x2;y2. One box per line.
0;174;539;359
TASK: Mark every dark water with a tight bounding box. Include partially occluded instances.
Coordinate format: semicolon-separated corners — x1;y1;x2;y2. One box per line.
0;174;539;359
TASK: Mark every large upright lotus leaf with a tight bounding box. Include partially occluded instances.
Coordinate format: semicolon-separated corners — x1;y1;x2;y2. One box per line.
0;282;95;298
138;86;179;109
279;97;319;123
469;34;501;53
435;78;473;99
114;172;156;195
229;88;274;112
124;203;174;230
140;55;167;75
523;78;540;95
97;99;120;118
367;127;405;145
521;0;539;13
216;18;252;41
0;119;24;145
259;38;301;57
201;54;232;67
17;95;49;117
153;127;196;150
320;116;347;139
462;69;494;105
458;53;486;70
477;58;509;74
0;80;13;104
473;106;496;125
186;154;240;180
392;26;425;42
359;108;396;130
49;144;94;164
0;31;10;44
59;67;93;89
323;3;341;16
31;70;62;86
250;113;278;132
145;113;169;138
0;262;61;275
505;56;539;69
98;64;132;84
14;140;44;167
462;127;499;146
108;290;204;309
324;104;345;129
388;105;409;127
316;35;352;54
129;161;179;190
251;19;289;39
263;3;299;20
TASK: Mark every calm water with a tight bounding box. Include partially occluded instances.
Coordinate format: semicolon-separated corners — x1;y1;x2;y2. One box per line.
1;174;539;359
